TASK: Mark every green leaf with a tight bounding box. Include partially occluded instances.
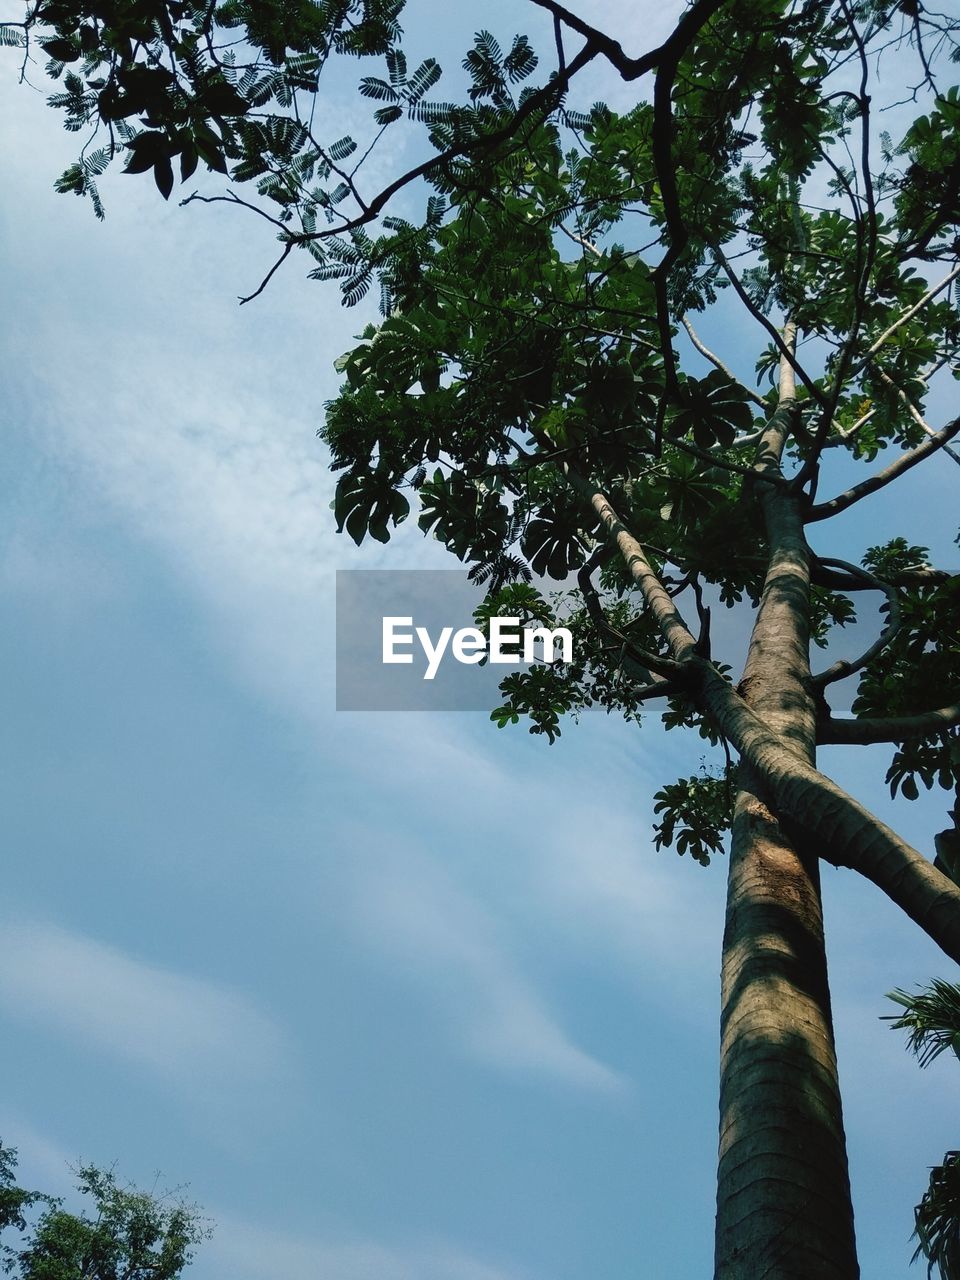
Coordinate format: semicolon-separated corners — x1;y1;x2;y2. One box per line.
40;37;80;62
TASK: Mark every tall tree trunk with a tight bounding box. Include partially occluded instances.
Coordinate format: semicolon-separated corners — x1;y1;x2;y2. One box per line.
714;479;859;1277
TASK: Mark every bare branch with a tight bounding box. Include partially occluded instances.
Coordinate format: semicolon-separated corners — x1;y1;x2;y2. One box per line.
713;247;826;408
558;223;602;257
811;562;954;591
238;239;295;305
528;0;638;75
874;365;960;467
181;189;290;231
819;704;960;745
580;483;700;664
681;315;768;408
806;416;960;522
811;557;901;689
850;263;960;379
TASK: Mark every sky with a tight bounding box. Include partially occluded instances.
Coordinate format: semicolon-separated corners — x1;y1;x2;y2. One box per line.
1;3;959;1278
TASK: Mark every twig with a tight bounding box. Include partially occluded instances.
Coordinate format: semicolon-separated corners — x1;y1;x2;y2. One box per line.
239;240;295;305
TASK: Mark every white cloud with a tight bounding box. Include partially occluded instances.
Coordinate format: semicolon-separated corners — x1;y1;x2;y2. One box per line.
0;921;289;1090
351;842;625;1092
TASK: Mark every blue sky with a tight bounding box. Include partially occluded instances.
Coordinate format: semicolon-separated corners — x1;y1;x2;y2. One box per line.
1;3;959;1277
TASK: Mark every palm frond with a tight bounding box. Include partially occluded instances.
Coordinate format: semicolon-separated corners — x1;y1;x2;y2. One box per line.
886;980;960;1068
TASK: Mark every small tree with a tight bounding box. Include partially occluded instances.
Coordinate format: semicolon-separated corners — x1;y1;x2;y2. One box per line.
0;1142;208;1280
6;0;960;1275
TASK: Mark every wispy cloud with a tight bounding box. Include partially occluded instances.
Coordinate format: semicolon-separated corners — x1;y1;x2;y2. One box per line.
204;1213;529;1280
351;842;625;1092
0;921;289;1090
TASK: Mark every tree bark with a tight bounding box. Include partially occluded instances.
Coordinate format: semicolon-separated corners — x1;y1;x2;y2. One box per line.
716;770;857;1278
715;368;858;1277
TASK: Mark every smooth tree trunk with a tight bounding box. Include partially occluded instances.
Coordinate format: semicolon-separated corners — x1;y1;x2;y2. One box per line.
714;430;858;1275
716;768;857;1278
584;342;960;1271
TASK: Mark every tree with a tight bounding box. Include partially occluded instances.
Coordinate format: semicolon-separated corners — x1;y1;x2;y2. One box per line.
5;0;960;1275
0;1141;208;1280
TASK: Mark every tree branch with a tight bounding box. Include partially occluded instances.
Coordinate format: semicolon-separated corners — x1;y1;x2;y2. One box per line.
582;484;700;664
811;563;954;591
819;704;960;745
576;543;683;682
874;365;960;467
688;655;960;964
713;247;826;407
811;557;901;689
806;416;960;522
850;263;960;379
680;315;769;408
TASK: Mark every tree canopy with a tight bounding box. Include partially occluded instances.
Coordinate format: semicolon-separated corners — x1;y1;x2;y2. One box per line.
6;0;960;1276
0;1142;208;1280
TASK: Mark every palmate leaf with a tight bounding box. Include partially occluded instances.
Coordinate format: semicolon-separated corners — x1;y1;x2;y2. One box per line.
653;770;734;867
669;370;755;448
333;469;409;545
520;499;586;580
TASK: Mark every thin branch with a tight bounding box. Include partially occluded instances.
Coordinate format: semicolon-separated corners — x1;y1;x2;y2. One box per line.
662;430;788;484
689;572;711;656
850;263;960;379
811;557;901;689
529;0;640;75
529;0;727;82
180;189;290;231
806;416;960;522
558;223;602;257
812;563;954;591
823;404;875;447
680;315;768;408
874;365;960;466
238;239;295;305
713;247;826;407
292;40;601;247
